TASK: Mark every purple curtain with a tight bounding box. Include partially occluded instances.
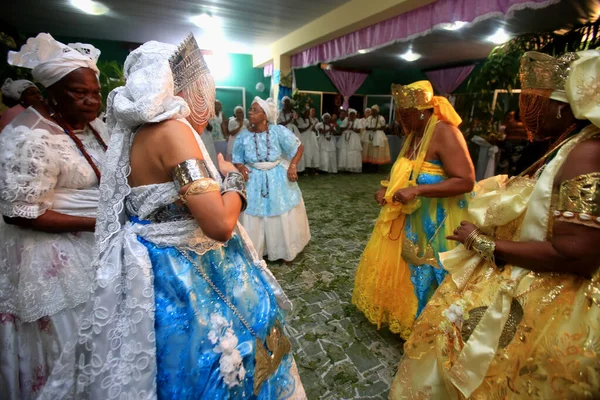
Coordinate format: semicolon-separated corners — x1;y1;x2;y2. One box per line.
426;65;475;95
291;0;558;68
263;63;274;78
325;69;369;109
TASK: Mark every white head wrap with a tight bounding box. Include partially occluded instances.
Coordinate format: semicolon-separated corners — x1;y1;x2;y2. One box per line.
253;96;277;123
1;78;36;100
8;33;100;88
322;113;331;120
348;108;357;115
282;96;291;103
566;48;600;128
234;105;245;115
371;104;380;112
364;108;371;113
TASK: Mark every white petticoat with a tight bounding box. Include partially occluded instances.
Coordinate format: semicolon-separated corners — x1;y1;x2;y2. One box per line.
240;199;311;262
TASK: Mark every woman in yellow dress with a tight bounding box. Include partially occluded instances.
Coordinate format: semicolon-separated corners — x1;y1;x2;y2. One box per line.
352;81;475;339
390;50;600;399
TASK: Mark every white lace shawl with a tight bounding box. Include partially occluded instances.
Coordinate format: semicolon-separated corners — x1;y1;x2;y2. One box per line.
38;41;291;400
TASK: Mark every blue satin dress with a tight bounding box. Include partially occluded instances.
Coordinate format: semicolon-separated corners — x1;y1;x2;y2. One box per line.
128;196;297;399
403;160;471;315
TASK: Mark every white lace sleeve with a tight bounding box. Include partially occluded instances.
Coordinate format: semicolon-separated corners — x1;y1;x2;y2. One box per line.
0;125;60;218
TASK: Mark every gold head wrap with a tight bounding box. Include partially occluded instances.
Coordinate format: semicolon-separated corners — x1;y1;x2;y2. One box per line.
519;51;578;103
565;48;600;128
392;80;462;127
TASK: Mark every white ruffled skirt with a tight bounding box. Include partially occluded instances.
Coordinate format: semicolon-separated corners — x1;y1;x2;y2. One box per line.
240;199;311;262
319;136;338;173
337;132;363;173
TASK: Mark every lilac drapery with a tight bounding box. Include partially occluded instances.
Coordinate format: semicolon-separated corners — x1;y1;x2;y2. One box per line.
324;69;369;109
426;65;475;95
263;63;274;78
291;0;559;68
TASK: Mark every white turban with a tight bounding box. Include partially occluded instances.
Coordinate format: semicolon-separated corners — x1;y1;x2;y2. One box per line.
371;104;380;112
322;113;331;120
282;96;291;103
364;108;371;113
348;108;357;115
253;96;277;123
8;33;100;88
234;105;245;116
1;78;36;101
566;48;600;128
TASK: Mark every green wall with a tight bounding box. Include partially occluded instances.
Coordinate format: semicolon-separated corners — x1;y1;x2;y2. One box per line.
213;53;270;118
295;65;427;95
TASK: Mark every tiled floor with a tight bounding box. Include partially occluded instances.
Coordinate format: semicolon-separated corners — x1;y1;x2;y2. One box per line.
268;171;404;399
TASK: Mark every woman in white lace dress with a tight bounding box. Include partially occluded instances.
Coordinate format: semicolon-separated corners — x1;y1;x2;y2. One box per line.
38;37;306;400
226;105;249;161
337;109;363;173
316;113;338;173
296;108;320;174
0;34;106;399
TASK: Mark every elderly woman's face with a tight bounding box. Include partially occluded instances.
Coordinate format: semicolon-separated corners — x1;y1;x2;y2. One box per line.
51;67;101;126
235;109;244;120
20;86;44;108
248;102;266;125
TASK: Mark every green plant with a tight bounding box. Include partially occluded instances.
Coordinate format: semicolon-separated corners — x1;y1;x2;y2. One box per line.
292;90;314;114
97;60;125;110
464;18;600;141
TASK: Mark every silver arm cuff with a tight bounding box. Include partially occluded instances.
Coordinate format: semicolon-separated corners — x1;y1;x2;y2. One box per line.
221;171;247;212
171;159;211;190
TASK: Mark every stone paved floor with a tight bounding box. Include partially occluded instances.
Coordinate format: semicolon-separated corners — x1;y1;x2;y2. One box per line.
267;170;405;400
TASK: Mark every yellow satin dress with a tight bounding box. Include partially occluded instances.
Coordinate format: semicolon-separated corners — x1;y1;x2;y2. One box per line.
352;117;471;339
390;126;600;399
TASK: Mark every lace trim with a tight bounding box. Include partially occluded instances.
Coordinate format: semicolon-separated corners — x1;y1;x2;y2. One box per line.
0;201;49;219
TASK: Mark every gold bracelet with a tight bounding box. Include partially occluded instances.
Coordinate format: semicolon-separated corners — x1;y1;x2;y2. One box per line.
180;178;220;203
463;229;481;250
471;233;496;266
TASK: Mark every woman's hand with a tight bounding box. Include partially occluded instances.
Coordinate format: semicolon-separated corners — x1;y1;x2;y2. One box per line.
374;187;387;206
392;186;420;204
287;164;298;182
218;153;238;176
234;162;251;181
446;221;478;243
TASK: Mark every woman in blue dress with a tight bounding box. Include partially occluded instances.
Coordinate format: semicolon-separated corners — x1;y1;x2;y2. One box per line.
233;98;311;262
39;37;306;400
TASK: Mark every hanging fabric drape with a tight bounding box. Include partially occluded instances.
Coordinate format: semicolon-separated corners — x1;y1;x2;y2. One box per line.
426;65;475;96
291;0;560;68
324;69;369;110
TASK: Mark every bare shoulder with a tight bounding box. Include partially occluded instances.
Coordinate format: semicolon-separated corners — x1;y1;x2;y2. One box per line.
433;121;465;144
559;136;600;181
136;119;193;143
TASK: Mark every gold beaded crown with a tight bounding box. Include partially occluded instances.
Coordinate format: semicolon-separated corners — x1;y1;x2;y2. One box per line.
169;34;210;93
392;80;434;110
519;51;579;92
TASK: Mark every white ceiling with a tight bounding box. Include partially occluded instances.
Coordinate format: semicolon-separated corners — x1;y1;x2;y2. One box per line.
6;0;351;53
332;0;599;70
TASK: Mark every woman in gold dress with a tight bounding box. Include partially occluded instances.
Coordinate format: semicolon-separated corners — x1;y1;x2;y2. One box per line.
390;50;600;399
352;81;474;339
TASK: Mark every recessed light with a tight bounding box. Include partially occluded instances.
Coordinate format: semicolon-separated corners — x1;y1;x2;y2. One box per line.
488;28;511;44
70;0;109;15
440;21;467;31
400;49;421;62
358;49;368;54
191;13;221;30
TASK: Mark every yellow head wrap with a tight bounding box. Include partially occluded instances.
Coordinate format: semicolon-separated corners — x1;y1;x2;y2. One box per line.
565;48;600;128
392;80;462;127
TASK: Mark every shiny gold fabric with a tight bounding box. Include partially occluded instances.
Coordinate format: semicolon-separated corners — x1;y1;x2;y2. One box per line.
390;126;600;399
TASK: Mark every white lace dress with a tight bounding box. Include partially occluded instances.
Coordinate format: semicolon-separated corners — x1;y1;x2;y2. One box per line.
316;122;338;173
296;117;320;170
337;118;363;173
226;117;249;161
0;107;107;400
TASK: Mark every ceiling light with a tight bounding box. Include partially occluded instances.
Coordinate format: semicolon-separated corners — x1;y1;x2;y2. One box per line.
358;49;368;54
400;48;421;62
488;28;511;45
440;21;467;31
70;0;109;15
190;14;221;31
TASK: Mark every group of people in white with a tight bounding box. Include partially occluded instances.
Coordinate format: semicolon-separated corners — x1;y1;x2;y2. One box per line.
208;95;393;177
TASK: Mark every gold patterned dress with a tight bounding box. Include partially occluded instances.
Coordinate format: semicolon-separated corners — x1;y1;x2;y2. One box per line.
390;126;600;400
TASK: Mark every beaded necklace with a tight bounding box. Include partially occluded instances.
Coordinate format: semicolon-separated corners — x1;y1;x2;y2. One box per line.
253;123;271;197
369;116;380;141
52;112;107;182
345;120;354;142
